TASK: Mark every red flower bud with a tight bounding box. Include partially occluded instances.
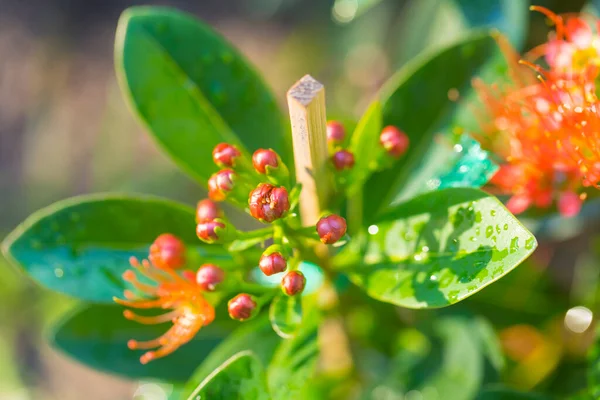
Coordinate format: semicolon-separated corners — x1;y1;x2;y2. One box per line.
316;214;347;244
252;149;279;174
213;143;241;167
148;234;186;269
228;293;257;321
327;121;345;143
208;169;235;201
196;199;222;223
506;195;531;215
281;271;306;296
558;191;582;217
331;149;355;171
380;126;409;158
249;183;290;222
196;264;225;291
196;220;226;243
259;252;287;276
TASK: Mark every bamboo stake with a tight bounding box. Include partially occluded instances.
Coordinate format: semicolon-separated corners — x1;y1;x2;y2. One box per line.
286;75;330;225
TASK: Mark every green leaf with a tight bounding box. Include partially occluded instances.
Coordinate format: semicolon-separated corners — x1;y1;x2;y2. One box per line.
186;351;270;400
419;316;483;400
269;293;303;339
267;311;320;400
337;188;537;308
50;304;236;382
1;194;228;303
115;7;287;186
395;0;529;65
348;101;382;193
360;33;497;222
476;386;551;400
472;316;505;372
182;316;281;398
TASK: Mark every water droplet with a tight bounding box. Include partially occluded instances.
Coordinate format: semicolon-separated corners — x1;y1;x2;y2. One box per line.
485;226;494;238
368;225;379;235
510;237;519;253
453;144;463;153
54;268;64;278
475;211;482;223
503;223;509;231
525;237;535;250
469;236;477;242
490;210;497;216
429;275;438;281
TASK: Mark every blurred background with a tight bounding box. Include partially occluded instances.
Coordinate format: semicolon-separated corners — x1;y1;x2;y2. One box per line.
0;0;594;399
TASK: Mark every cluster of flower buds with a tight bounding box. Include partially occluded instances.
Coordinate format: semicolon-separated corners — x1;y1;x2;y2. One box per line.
327;121;355;172
327;120;409;176
117;140;352;363
472;6;600;217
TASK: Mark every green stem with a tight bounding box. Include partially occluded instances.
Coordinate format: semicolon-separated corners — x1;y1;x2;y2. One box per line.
237;226;274;240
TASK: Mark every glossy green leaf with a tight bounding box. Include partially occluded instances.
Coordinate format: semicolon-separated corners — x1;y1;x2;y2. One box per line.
337;188;537;308
360;33;497;222
267;311;320;400
2;194;227;303
476;387;551;400
348;101;382;193
396;134;498;203
186;351;270;400
115;7;287;186
50;304;236;381
182;316;281;398
269;293;303;339
419;316;483;400
396;0;529;65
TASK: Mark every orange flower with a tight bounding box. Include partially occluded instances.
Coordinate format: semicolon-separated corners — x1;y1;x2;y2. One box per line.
113;256;215;364
473;9;600;215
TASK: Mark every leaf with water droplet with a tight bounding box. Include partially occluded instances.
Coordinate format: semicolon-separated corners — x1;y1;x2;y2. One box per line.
2;194;231;302
269;293;302;339
334;188;537;308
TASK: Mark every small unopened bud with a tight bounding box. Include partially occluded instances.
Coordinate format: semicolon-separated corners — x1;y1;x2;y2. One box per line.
196;199;222;223
332;149;355;171
316;214;347;244
252;149;279;174
149;234;186;269
259;252;287;276
380;126;409;158
281;271;306;296
327;121;345;143
208;169;235;201
558;191;582;217
196;264;225;291
228;293;257;321
196;220;226;243
249;183;290;222
213;143;241;167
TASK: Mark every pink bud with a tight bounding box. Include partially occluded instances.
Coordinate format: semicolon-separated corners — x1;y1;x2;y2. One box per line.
380;126;409;158
327;121;345;143
281;271;306;296
248;183;290;222
259;252;287;276
228;293;257;321
213;143;241;167
196;264;225;291
196;199;222;223
148;234;186;269
506;195;531;215
196;220;225;243
316;214;347;244
252;149;279;174
208;169;235;201
558;191;582;217
331;149;355;171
